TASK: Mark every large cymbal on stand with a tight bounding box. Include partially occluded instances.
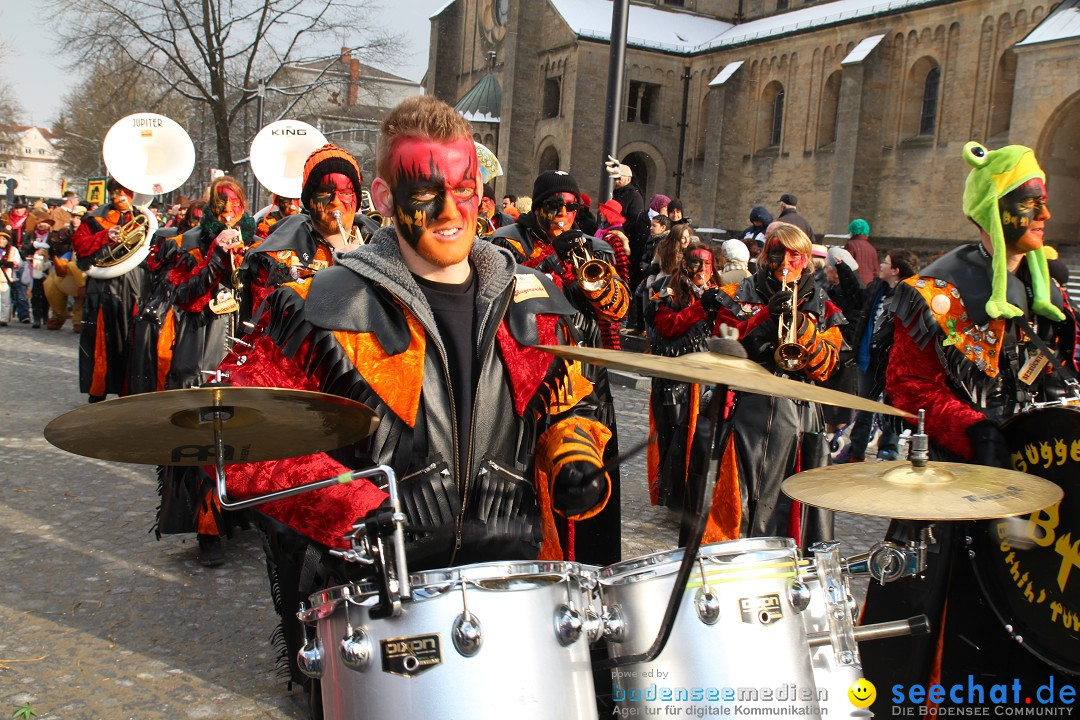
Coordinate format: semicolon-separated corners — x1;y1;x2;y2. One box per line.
782;461;1063;520
537;344;914;418
45;387;379;466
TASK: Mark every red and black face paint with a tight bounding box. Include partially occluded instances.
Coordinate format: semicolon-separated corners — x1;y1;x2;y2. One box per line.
1000;178;1049;249
535;192;580;239
210;186;245;226
683;248;714;287
389;136;478;254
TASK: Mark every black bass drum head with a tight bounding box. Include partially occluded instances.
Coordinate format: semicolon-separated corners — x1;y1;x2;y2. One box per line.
971;406;1079;675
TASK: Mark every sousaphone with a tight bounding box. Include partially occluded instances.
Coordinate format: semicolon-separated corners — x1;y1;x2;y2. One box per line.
93;113;196;279
249;119;327;220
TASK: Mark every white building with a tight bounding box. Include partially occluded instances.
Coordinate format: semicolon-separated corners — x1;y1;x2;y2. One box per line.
0;125;67;202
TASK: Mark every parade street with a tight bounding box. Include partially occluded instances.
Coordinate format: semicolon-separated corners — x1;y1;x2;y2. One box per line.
0;323;887;719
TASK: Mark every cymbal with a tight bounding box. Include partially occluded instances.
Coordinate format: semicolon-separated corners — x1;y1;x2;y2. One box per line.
45;387;379;466
537;344;914;418
782;461;1063;520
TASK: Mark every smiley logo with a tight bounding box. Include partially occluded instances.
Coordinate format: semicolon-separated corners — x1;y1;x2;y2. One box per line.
848;678;876;708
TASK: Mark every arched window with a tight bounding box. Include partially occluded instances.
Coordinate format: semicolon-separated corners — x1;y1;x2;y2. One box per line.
759;81;785;150
989;50;1016;139
538;145;560;174
818;70;841;147
919;66;940;136
770;89;785;146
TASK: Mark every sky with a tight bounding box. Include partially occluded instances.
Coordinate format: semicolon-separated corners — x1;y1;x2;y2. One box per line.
0;0;449;128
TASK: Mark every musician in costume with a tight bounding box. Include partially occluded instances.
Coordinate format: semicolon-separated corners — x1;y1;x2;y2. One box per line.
254;194;301;239
703;223;843;545
491;171;629;565
860;143;1077;711
238;145;365;322
218;96;613;698
645;242;719;511
157;179;254;566
128;200;205;395
70;179;150;401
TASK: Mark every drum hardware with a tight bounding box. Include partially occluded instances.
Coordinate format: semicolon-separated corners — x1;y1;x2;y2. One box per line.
537;342;915;418
339;602;373;671
451;579;483;656
812;541;860;667
774;269;810;372
554;579;586;647
693;556;720;625
296;601;324;679
806;615;931;648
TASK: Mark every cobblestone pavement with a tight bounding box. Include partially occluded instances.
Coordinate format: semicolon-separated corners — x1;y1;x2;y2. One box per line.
0;323;888;719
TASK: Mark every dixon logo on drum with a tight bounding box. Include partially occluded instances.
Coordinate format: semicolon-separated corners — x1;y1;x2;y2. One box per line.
381;633;442;677
738;593;783;625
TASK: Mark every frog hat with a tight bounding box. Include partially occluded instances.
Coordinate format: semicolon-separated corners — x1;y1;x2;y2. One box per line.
962;141;1064;321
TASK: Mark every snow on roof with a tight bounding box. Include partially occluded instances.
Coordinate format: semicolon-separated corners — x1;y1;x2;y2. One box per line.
550;0;732;53
697;0;939;50
709;61;744;87
842;34;885;64
1018;0;1080;47
547;0;940;54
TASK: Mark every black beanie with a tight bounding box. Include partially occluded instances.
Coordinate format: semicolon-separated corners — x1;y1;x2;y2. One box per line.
301;144;363;210
532;171;580;205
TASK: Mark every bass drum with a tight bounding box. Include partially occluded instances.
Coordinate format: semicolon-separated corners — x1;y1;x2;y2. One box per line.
971;406;1079;675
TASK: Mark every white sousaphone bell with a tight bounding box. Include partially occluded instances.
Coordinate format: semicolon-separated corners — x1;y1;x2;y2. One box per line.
92;112;196;279
249;119;328;221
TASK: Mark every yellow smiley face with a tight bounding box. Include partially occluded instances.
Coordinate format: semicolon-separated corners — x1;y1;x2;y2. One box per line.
848;678;876;708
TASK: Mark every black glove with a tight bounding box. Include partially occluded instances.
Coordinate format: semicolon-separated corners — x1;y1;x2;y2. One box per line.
551;229;586;260
965;419;1010;469
767;289;794;319
700;288;722;317
552;461;605;517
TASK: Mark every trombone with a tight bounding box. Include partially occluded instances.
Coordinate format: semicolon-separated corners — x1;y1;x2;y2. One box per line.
774;269;810;372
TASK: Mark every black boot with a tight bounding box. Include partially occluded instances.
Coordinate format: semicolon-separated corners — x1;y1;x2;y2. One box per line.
197;534;225;567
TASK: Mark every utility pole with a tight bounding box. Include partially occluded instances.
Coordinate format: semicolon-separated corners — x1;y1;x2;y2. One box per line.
599;0;630;203
250;79;266;204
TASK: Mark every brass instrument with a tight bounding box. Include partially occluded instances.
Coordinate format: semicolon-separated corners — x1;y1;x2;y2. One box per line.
360;189;384;227
333;209;363;248
96;214;151;269
774;269;810;372
567;234;612;295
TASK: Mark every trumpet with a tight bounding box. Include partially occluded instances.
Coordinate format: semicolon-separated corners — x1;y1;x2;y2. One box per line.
566;234;612;295
774;269;810;372
96;214;151;269
333;210;363;248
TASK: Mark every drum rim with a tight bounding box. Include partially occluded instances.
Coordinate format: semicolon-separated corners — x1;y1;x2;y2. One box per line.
302;560;587;619
597;536;796;584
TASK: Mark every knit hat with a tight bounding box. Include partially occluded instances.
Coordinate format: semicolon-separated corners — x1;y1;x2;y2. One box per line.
848;218;870;237
721;239;749;264
301;144;362;210
961;141;1062;321
532;170;580;206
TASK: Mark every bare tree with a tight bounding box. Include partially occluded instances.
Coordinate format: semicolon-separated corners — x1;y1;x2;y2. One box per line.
50;0;403;174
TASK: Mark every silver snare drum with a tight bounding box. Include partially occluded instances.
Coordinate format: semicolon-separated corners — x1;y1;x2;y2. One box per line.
598;537;821;713
300;560;599;720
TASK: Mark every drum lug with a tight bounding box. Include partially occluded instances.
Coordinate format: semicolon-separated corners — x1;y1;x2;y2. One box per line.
584;606;605;644
554;604;584;646
339;624;372;671
788;581;812;613
694;588;721;625
452;612;484;657
297;637;324;679
601;605;626;643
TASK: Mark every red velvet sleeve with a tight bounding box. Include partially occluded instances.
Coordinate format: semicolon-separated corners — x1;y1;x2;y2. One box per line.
218;333;389;549
170;246;230;313
654;299;707;338
712;298;772;338
886;316;985;459
70;217;110;258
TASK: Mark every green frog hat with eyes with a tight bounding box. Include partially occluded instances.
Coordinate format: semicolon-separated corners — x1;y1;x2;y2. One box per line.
962;141;1064;322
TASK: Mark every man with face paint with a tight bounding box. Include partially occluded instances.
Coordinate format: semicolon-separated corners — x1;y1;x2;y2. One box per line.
492;170;630;564
644;242;720;514
156;178;256;567
254;193;302;239
858;143;1077;711
702;222;845;547
70;179;151;401
239;144;375;322
216;96;614;696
